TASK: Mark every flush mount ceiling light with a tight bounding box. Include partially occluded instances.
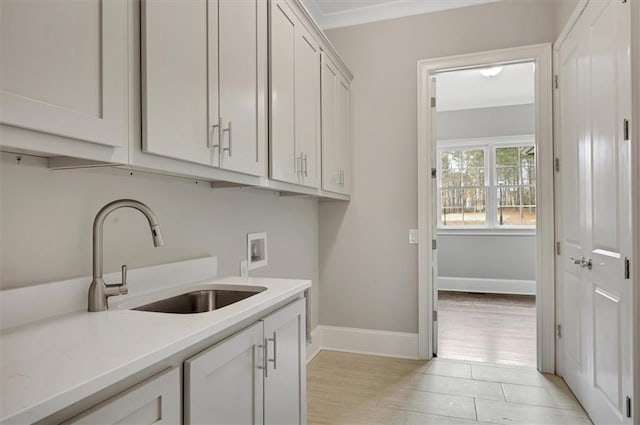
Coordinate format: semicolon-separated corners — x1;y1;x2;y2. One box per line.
479;66;503;78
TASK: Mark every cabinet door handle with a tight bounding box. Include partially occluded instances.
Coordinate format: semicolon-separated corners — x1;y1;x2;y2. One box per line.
303;154;308;177
296;154;303;175
222;121;232;157
208;119;221;150
257;340;268;377
267;332;277;370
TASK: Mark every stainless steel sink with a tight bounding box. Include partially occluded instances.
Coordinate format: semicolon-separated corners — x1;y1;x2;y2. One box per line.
133;288;264;314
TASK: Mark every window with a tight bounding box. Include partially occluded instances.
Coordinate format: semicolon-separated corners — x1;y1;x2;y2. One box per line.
438;138;536;229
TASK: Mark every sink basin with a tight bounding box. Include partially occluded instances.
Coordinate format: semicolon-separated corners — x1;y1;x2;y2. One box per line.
133;288;265;314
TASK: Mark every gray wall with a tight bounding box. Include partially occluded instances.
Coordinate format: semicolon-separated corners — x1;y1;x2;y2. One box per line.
437;104;534;141
320;0;559;334
0;153;321;329
438;235;535;281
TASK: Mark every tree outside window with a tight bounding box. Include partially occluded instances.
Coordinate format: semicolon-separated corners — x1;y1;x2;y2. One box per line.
438;139;536;229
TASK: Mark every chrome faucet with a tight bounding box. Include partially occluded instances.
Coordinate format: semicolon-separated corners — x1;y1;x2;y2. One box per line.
88;199;164;312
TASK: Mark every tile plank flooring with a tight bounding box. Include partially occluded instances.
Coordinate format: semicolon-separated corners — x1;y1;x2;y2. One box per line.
438;291;537;367
307;351;591;425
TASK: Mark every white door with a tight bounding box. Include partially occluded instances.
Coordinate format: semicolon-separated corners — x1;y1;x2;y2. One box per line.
184;322;265;425
64;368;180;425
269;0;298;184
0;0;126;147
557;0;632;423
142;0;213;165
557;24;590;403
262;298;306;425
294;27;321;189
218;0;267;177
430;76;439;356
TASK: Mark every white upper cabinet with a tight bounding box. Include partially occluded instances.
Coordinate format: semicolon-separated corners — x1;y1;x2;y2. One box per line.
269;0;321;188
321;53;351;195
0;0;127;148
143;0;267;176
142;0;212;166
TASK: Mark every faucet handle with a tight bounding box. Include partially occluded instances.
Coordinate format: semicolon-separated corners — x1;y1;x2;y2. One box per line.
120;265;129;295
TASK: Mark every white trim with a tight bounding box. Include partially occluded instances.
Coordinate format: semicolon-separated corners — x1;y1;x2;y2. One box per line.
438;229;536;236
630;0;640;422
306;326;322;363
437;277;536;296
417;44;555;374
309;0;498;30
306;325;419;360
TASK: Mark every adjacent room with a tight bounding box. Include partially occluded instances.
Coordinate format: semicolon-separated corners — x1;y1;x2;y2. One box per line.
434;62;538;367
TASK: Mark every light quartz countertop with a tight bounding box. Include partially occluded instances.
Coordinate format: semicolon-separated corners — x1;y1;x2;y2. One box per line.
0;276;310;424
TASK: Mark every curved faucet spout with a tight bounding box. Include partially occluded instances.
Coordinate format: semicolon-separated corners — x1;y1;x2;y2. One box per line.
89;199;164;312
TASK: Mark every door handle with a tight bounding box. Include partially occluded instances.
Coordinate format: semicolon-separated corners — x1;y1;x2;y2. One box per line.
267;332;277;370
570;256;592;270
208;118;221;150
257;340;268;377
222;121;232;156
303;154;308;177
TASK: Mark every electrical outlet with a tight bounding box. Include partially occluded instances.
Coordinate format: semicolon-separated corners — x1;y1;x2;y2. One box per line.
409;229;419;244
240;260;248;278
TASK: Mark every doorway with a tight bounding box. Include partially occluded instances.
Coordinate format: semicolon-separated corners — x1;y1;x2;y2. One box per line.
417;44;555;374
434;62;537;367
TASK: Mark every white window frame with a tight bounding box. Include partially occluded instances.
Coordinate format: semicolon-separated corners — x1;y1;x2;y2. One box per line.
438;134;536;234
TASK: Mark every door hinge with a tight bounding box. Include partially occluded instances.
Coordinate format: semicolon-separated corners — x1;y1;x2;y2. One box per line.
554;75;559;89
431;168;437;178
626;395;632;418
432;239;437;250
555;158;560;172
623;119;630;141
430;97;436;108
624;257;630;279
556;324;562;339
556;242;561;255
433;310;438;321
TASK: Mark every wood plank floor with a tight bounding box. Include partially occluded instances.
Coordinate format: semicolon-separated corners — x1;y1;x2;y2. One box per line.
437;291;536;367
307;351;591;425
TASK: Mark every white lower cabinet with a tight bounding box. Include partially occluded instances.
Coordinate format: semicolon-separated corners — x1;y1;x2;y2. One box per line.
262;298;307;425
185;298;306;425
185;321;265;425
64;368;181;425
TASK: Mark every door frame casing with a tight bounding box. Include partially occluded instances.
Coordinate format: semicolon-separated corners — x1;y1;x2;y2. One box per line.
416;44;555;373
630;1;639;423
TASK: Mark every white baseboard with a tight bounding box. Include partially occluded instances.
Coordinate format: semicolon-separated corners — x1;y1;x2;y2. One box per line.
437;276;536;295
306;326;322;363
307;325;419;361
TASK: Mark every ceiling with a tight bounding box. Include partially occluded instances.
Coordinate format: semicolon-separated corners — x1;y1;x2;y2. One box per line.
301;0;498;29
436;62;535;112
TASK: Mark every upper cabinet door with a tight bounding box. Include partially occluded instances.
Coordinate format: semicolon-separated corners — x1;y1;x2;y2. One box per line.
336;75;351;195
321;54;340;193
269;0;298;184
0;0;126;147
295;28;321;189
218;0;267;177
142;0;213;166
321;53;351;195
